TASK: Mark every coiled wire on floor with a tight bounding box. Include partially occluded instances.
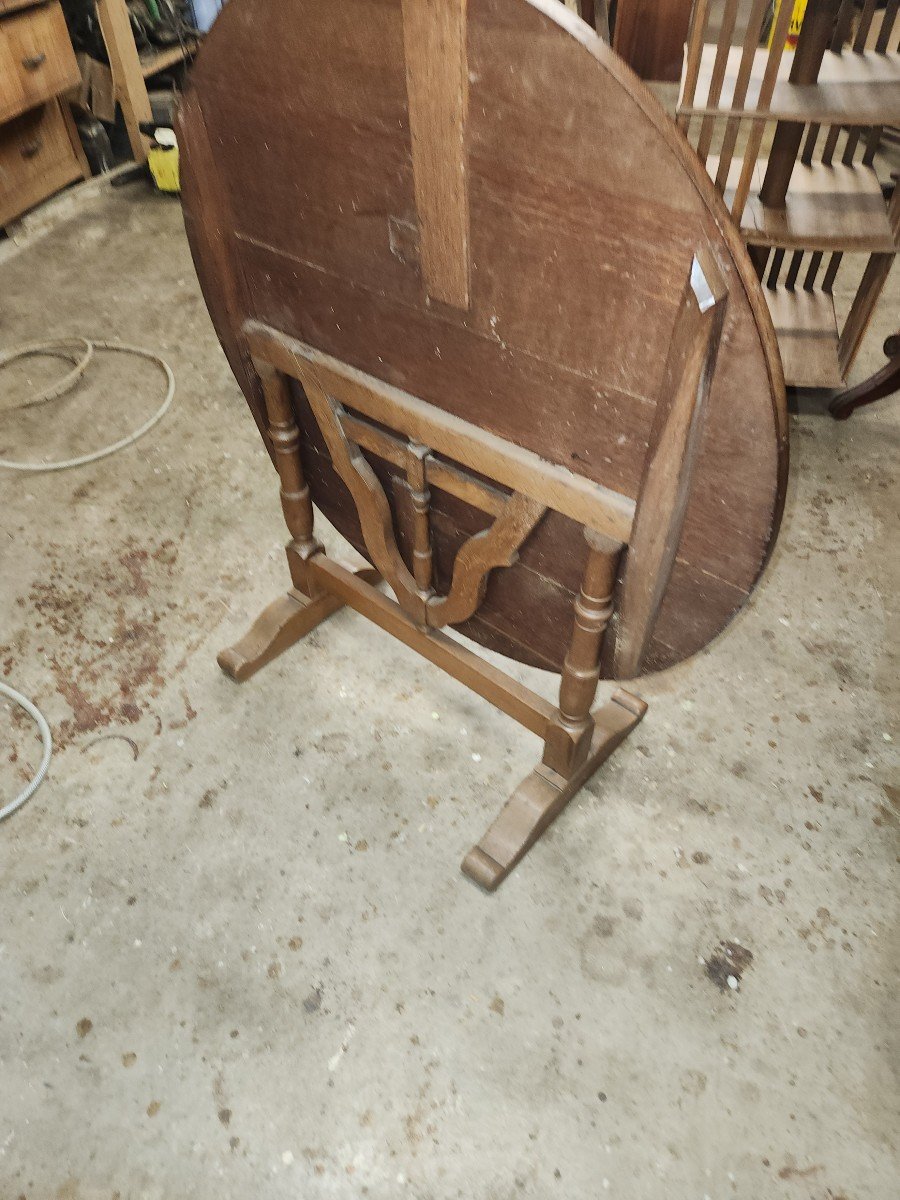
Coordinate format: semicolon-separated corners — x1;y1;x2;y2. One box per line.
0;336;175;472
0;681;52;822
0;336;176;816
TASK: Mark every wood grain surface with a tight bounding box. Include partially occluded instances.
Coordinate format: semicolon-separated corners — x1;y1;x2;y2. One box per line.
178;0;787;678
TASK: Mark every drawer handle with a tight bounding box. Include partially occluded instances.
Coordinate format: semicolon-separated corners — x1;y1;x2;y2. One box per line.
22;52;47;70
21;137;43;159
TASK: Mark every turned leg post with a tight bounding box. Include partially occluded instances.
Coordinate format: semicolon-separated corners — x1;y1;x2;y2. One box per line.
256;360;323;595
217;360;379;683
406;441;434;594
542;530;622;777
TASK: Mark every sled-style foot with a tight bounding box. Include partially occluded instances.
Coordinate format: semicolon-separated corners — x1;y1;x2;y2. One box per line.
461;689;648;891
218;567;380;683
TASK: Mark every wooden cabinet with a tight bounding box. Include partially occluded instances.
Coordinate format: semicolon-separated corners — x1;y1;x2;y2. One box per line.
0;0;43;13
0;0;80;121
0;0;87;226
0;31;28;118
0;97;85;225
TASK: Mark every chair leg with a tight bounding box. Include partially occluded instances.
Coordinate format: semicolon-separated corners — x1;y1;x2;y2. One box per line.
829;332;900;420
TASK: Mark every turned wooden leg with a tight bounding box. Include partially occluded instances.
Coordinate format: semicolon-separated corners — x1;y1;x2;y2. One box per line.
257;360;323;595
406;441;434;593
542;530;622;777
219;361;380;682
462;529;643;892
462;689;647;891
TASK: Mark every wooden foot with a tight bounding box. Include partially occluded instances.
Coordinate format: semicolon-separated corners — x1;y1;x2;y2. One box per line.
217;567;379;682
461;689;647;891
828;332;900;420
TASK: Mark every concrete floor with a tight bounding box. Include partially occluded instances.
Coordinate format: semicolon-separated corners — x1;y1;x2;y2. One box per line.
0;185;897;1200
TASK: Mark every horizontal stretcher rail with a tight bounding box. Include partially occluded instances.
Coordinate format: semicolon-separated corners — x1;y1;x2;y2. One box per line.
308;554;557;737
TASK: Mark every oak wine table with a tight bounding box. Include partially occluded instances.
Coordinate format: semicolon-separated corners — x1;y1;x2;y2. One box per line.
178;0;788;891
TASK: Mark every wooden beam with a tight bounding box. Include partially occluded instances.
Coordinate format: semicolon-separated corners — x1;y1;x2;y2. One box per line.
759;0;844;209
714;0;770;192
401;0;471;309
837;252;895;375
679;0;711;129
696;0;740;165
95;0;152;163
728;0;795;223
611;250;728;679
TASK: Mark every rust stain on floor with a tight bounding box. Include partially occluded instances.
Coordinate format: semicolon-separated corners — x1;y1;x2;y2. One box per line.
1;536;191;748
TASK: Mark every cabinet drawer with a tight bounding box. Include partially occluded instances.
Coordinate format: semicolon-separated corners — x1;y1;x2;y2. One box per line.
0;31;27;117
0;100;82;225
0;1;80;122
0;0;45;13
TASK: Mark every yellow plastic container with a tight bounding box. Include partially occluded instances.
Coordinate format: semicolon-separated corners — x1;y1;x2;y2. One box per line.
148;145;180;194
769;0;808;49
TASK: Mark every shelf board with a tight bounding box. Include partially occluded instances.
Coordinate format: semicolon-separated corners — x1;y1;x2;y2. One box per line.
680;46;900;125
765;286;843;389
140;39;199;79
706;155;896;252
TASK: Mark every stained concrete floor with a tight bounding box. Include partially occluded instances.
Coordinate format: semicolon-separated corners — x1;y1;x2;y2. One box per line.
0;184;897;1200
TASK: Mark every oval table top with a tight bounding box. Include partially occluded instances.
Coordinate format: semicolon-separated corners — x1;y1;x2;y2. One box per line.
179;0;787;678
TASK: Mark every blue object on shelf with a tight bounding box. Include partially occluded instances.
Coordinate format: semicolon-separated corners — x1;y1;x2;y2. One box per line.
191;0;224;33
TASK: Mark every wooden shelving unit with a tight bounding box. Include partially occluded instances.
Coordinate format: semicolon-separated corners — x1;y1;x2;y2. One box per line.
708;154;894;251
140;39;199;80
765;282;843;388
680;44;900;123
678;0;899;395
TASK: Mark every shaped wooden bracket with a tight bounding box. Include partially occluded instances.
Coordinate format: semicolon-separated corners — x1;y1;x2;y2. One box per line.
424;492;545;627
300;362;548;631
301;370;426;622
